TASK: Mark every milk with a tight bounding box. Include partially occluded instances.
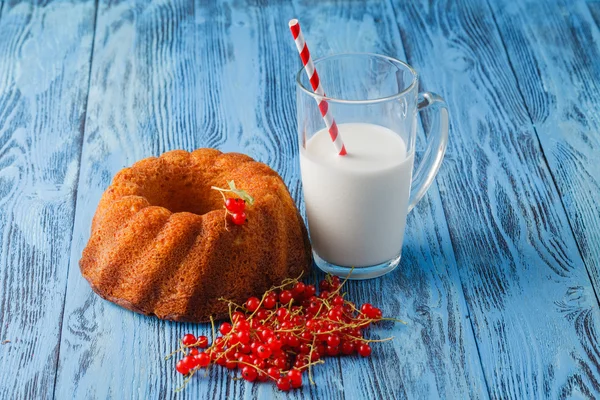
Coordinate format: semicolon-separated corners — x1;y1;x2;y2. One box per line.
300;123;414;267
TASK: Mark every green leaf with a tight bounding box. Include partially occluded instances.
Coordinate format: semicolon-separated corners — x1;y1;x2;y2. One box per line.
228;180;255;205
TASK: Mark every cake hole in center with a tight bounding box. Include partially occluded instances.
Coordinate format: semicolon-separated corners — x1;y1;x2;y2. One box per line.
141;176;224;215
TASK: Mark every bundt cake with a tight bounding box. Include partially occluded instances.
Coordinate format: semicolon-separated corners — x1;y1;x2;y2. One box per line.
80;149;312;322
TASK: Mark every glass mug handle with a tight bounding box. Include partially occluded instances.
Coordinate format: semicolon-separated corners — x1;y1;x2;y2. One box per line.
408;92;449;212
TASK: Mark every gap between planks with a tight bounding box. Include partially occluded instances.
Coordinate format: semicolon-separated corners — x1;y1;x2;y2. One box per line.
384;0;494;398
50;0;101;399
485;0;600;310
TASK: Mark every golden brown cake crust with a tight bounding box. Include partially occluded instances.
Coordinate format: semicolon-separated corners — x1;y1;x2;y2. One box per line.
80;149;312;322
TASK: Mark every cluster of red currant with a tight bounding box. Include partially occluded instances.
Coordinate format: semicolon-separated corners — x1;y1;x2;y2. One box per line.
168;274;398;392
224;198;246;225
211;180;254;226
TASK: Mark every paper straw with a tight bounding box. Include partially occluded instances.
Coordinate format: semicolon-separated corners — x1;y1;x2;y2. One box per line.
289;19;347;156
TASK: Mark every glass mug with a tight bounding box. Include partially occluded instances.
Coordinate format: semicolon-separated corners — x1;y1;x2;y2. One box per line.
296;53;449;279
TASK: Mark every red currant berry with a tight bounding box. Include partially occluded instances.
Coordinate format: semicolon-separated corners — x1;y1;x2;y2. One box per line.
275;308;289;322
231;212;247;225
371;307;383;320
260;327;275;341
326;334;341;347
219;322;232;335
253;319;263;330
292;282;306;297
235;319;250;331
326;345;339;356
228;335;240;346
241;366;257;382
319;280;331;291
319;290;331;299
225;358;237;370
328;308;343;321
255;308;268;321
215;356;226;366
182;355;198;369
305;319;318;331
358;343;372;357
317;344;327;356
195;352;211;367
280;321;293;330
231;311;245;322
267;336;283;351
277;377;291;391
253;358;266;370
316;328;329;341
182;333;196;347
360;303;374;316
239;343;252;354
189;347;199;356
286;335;300;348
294;358;307;369
279;290;293;304
288;369;303;388
257;372;269;382
273;356;288;369
291;315;305;326
330;276;341;288
236;330;250;345
267;367;281;380
256;345;272;359
237;354;252;364
304;285;317;298
225;197;246;213
347;327;361;337
262;294;277;309
332;295;345;306
245;297;261;312
196;335;209;348
298;343;310;354
176;359;190;375
309;350;321;362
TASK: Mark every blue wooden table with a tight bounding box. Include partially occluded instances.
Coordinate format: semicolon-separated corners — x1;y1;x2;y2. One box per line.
1;0;599;398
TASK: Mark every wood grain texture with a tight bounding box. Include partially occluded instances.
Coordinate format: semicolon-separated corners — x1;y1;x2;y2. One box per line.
2;0;599;398
52;0;490;398
53;1;343;399
587;1;600;27
54;2;201;398
390;0;600;398
0;0;96;399
489;0;600;316
290;0;489;398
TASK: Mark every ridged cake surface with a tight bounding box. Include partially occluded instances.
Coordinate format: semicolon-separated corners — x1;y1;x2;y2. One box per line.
80;149;312;322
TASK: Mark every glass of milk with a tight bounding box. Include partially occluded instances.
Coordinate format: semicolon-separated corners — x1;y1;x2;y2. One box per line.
296;53;449;279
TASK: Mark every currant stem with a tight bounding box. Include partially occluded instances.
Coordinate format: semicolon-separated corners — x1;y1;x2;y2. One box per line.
210;316;216;345
308;336;317;385
346;335;395;343
164;342;186;360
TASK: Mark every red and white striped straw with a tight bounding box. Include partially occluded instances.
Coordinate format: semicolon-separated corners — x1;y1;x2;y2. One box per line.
289;19;347;156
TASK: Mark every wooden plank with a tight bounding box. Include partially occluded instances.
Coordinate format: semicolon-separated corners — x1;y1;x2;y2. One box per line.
53;2;201;398
489;0;600;303
0;0;96;399
587;1;600;27
289;1;490;399
389;0;600;398
53;1;345;399
53;0;489;398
